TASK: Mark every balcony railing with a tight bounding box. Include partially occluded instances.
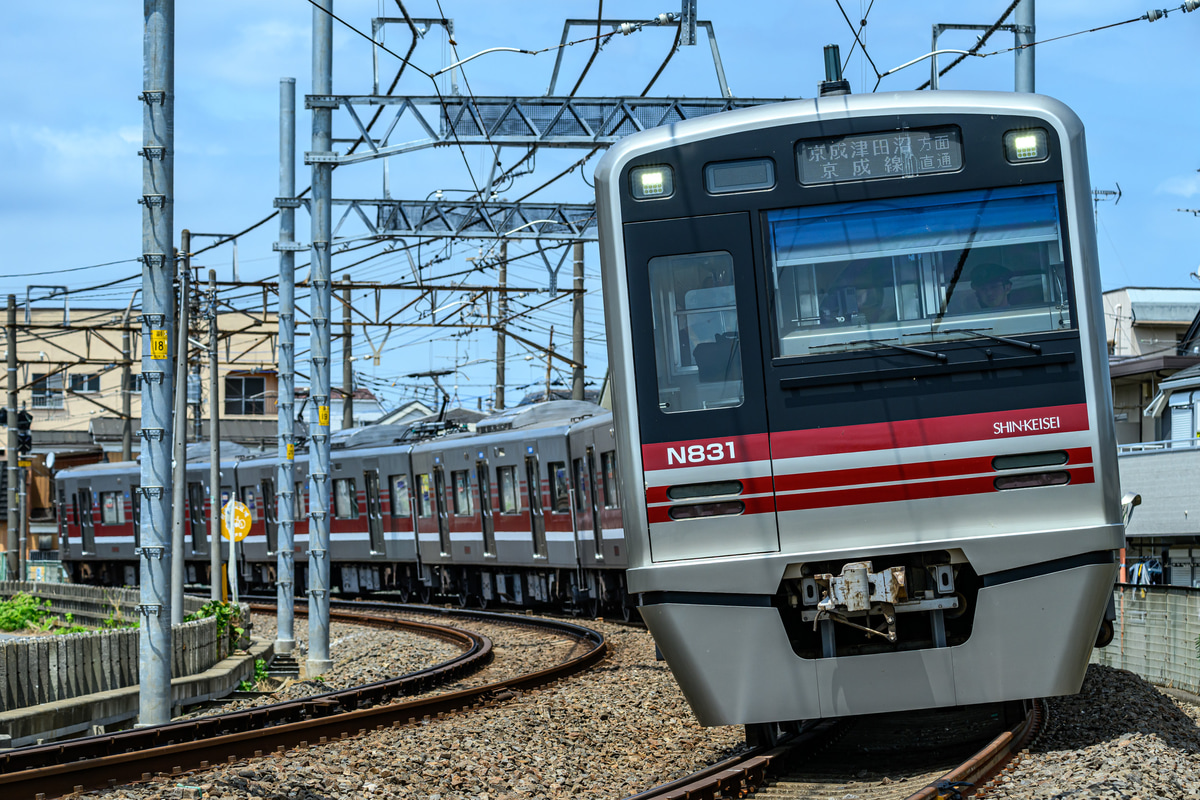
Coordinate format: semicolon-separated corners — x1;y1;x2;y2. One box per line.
1117;438;1200;455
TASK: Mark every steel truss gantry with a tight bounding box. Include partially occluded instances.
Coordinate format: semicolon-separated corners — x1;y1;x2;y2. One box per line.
304;95;791;167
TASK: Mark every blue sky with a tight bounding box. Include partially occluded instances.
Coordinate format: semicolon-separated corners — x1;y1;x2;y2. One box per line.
2;2;1198;409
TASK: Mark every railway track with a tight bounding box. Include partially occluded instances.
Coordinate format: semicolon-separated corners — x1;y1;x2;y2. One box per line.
0;604;606;800
626;700;1044;800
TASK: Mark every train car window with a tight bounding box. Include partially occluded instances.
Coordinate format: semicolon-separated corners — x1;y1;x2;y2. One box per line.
548;462;570;513
100;491;124;525
260;478;278;551
240;487;259;521
131;486;141;548
220;486;232;510
451;470;473;515
294;482;305;519
498;466;519;513
333;478;359;519
573;458;588;512
601;451;620;508
648;251;743;413
389;474;410;518
417;473;434;517
766;183;1071;358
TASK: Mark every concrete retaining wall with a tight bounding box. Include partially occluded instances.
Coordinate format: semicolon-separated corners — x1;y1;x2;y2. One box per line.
1091;584;1200;693
0;583;250;713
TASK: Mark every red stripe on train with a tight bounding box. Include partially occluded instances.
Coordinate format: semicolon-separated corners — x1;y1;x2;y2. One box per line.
641;433;770;472
773;447;1093;492
775;467;1095;512
771;403;1090;459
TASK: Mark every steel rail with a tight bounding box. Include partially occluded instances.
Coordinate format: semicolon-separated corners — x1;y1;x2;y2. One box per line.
1;606;606;800
623;700;1044;800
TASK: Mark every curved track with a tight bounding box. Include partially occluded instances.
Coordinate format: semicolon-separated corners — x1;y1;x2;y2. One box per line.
0;604;606;800
626;700;1044;800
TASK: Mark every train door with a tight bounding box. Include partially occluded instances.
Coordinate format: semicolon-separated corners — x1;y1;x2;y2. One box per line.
76;487;95;554
260;478;278;553
131;485;141;549
433;465;451;555
525;454;547;558
622;214;778;562
585;446;603;558
188;482;208;554
363;470;385;553
476;461;495;556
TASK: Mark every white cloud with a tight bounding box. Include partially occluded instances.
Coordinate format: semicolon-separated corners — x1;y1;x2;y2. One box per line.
1157;172;1200;198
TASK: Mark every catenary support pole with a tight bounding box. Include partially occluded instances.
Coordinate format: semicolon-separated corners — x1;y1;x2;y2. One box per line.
275;76;298;655
208;269;222;603
342;276;353;429
170;233;190;625
1015;0;1035;92
308;0;334;677
6;296;17;580
572;243;584;401
138;0;175;727
121;325;133;462
494;241;507;411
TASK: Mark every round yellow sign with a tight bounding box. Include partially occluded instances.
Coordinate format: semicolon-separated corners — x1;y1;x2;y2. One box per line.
221;500;253;542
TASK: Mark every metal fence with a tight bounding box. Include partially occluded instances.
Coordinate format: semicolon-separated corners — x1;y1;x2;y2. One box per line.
1091;584;1200;694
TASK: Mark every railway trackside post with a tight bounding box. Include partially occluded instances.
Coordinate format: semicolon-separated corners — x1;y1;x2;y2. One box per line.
6;295;17;580
138;0;176;726
342;276;352;429
573;242;584;401
275;76;298;655
1015;0;1035;92
495;240;508;411
307;0;334;677
208;269;222;603
170;232;190;626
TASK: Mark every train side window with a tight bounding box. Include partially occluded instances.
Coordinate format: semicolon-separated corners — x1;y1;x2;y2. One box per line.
240;487;259;520
294;482;305;519
601;451;620;508
498;466;519;513
573;458;588;512
647;251;743;413
389;474;410;518
100;491;124;525
548;462;570;513
333;478;359;519
417;473;434;517
451;470;473;515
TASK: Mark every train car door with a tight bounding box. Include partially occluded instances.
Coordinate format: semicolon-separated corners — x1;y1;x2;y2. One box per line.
188;482;208;554
259;478;278;553
525;454;547;558
476;461;495;556
433;465;451;555
622;213;778;562
131;485;141;549
363;470;385;554
76;487;95;555
585;446;603;558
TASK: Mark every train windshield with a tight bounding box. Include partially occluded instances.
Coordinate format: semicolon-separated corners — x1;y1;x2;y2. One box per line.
766;183;1071;358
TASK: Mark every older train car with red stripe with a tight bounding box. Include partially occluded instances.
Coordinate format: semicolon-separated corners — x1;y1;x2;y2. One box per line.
594;90;1123;730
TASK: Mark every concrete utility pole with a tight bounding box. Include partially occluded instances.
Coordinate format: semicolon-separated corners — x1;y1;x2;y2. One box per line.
170;233;190;626
138;0;175;727
572;243;584;401
121;319;133;462
308;0;334;678
1014;0;1035;93
7;295;18;580
208;270;222;603
342;276;353;429
494;241;507;411
275;76;298;656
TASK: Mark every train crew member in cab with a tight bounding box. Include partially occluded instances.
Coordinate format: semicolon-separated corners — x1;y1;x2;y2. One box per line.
854;261;897;324
971;263;1013;309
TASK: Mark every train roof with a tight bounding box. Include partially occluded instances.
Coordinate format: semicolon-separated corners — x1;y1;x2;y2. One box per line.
475;400;603;434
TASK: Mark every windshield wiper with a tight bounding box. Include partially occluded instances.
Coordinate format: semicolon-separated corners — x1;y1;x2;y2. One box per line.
845;339;947;362
927;327;1042;354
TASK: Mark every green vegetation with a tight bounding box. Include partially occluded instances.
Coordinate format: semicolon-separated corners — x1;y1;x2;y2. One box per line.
184;600;246;652
0;593;52;631
237;658;270;691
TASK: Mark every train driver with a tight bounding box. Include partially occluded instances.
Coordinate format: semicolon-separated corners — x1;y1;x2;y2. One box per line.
970;263;1013;309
